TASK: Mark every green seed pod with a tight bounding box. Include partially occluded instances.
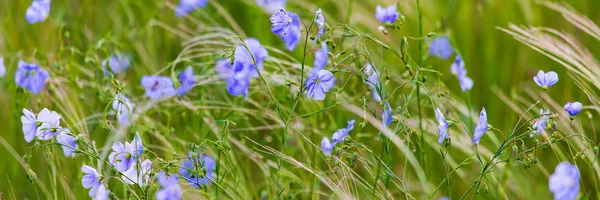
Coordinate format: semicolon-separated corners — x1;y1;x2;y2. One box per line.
22;154;31;163
26;169;37;183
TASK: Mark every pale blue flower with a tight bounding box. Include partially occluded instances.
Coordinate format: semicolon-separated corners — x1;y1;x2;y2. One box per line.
305;70;336;100
26;0;51;24
382;101;393;127
141;76;177;99
235;38;269;78
112;93;133;125
549;162;580;200
82;165;109;200
102;54;131;75
375;4;399;24
216;38;269;97
0;57;6;77
472;107;488;144
122;159;152;186
175;0;208;17
435;108;449;144
315;9;325;40
180;153;216;187
332;120;356;144
534;70;559;89
36;108;61;140
532;109;550;136
450;55;473;91
21;109;38;143
109;133;143;173
321;137;333;154
216;59;251;97
156;172;182;200
256;0;286;13
364;63;382;102
429;36;453;59
177;66;196;96
270;7;295;35
56;128;77;157
271;8;301;50
15;60;49;94
564;102;582;118
281;22;301;50
311;42;328;74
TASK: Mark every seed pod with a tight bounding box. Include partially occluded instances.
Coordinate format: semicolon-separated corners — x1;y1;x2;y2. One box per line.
26;169;37;183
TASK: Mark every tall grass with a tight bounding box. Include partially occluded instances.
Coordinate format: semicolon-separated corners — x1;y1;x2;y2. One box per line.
1;0;600;199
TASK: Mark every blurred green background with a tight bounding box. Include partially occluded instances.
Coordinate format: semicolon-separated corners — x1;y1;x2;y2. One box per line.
1;0;599;199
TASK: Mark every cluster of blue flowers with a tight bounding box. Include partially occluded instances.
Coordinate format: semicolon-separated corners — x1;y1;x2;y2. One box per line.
15;1;589;199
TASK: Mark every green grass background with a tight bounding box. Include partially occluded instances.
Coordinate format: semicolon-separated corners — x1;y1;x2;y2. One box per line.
0;0;599;199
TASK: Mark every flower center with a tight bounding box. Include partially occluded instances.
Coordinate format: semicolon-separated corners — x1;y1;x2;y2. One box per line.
151;81;160;91
125;153;132;159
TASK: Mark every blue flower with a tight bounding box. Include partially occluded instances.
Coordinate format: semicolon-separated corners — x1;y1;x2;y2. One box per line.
305;70;336;100
472;107;488;144
156;172;182;200
235;38;269;78
132;132;144;157
315;9;325;40
429;36;453;59
141;76;177;99
281;21;301;50
21;109;38;143
216;59;251;96
320;137;333;154
271;8;301;50
375;4;399;24
532;109;550;136
103;54;131;75
112;93;133;125
26;0;51;24
549;162;580;200
311;42;328;74
109;133;143;172
180;153;216;187
122;159;152;186
256;0;287;13
36;108;61;140
0;57;6;78
435;108;449;144
382;101;393;127
175;0;208;17
332;120;356;144
534;70;559;89
82;165;109;200
15;60;49;94
177;66;196;96
270;7;295;35
564;102;582;118
450;55;473;91
216;38;269;97
56;128;77;157
364;63;382;102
